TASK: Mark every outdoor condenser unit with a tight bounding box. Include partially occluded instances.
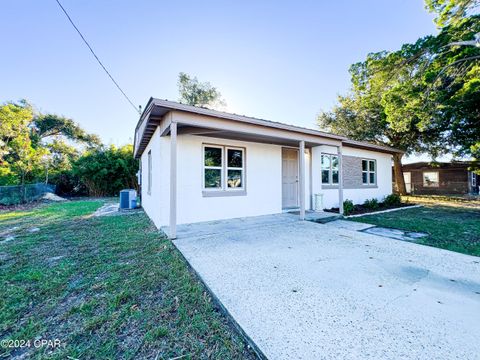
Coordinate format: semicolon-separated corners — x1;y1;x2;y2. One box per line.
120;189;137;209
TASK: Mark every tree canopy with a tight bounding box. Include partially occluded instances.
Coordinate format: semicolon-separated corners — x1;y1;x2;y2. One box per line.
425;0;479;27
0;101;45;188
177;72;226;108
318;6;480;193
0;100;138;200
72;144;138;197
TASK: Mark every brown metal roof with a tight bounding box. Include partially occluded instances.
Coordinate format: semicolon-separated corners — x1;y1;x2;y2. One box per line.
402;161;473;170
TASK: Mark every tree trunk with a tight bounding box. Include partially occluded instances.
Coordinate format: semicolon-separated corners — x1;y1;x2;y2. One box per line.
393;153;406;195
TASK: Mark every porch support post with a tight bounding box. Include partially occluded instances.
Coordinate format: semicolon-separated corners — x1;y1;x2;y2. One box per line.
299;140;306;220
169;122;177;239
338;144;344;215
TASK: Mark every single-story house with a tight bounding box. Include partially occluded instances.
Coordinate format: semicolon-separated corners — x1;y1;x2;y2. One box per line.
401;161;479;195
134;98;402;238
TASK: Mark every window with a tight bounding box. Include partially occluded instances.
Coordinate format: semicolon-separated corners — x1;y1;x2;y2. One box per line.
321;154;339;185
227;148;244;188
362;159;376;185
204;146;223;189
423;171;439;187
147;150;152;194
203;145;244;191
472;172;477;187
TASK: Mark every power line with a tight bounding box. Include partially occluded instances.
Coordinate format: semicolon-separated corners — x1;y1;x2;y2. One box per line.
54;0;140;114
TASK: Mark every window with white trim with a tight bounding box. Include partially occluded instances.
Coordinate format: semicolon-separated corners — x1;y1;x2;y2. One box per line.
362;159;376;185
147;150;152;194
423;171;439;187
321;154;339;185
203;145;244;191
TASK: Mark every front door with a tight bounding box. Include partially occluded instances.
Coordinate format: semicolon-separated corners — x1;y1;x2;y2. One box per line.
282;148;299;209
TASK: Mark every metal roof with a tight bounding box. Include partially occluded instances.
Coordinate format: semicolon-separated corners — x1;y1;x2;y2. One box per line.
134;98;404;157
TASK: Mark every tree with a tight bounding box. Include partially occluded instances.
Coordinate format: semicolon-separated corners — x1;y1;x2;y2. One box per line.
32;114;101;147
0;101;48;199
318;13;480;193
73;145;138;196
30;114;100;183
0;100;102;193
425;0;479;27
318;46;441;194
177;72;226;108
0;102;30;184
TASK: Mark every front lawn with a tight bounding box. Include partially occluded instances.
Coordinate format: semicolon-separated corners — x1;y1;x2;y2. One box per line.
350;200;480;256
0;200;254;359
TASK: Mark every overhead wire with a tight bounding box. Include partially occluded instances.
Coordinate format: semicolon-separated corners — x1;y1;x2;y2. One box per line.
54;0;141;114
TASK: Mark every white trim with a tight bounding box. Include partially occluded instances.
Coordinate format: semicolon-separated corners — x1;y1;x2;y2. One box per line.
147;150;152;195
299;140;305;220
169;122;177;239
362;159;377;186
321;153;339;185
203;144;224;191
202;143;246;194
225;146;245;191
338;145;344;215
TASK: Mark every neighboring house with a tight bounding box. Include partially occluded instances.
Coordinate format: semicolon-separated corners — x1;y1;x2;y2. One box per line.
134;98;402;238
401;162;479;195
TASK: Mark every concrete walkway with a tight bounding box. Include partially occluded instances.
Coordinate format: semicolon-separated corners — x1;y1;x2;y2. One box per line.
173;215;480;360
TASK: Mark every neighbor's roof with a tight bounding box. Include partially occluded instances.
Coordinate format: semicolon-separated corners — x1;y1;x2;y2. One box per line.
134;98;403;157
402;161;474;170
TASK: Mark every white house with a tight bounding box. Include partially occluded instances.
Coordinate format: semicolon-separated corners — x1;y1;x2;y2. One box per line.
134;98;402;238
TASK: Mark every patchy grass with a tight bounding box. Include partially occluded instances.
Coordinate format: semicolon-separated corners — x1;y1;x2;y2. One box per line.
350;202;480;256
0;200;255;359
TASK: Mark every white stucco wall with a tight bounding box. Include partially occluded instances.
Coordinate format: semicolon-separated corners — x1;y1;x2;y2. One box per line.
142;133;284;227
311;145;393;209
175;135;283;224
140;125;392;226
140;127;170;228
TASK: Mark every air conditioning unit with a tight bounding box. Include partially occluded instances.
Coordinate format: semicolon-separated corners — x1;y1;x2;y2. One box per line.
120;189;137;209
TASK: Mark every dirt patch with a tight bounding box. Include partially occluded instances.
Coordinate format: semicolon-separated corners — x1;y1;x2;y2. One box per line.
41;193;67;202
92;203;143;217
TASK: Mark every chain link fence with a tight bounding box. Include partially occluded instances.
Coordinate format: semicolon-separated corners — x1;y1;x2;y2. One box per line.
0;183;56;205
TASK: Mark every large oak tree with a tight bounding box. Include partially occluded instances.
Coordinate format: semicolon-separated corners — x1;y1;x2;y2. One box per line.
318;12;479;194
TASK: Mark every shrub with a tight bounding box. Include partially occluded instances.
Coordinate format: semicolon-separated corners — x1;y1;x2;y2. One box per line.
73;145;138;196
343;199;354;216
363;198;379;210
384;193;401;206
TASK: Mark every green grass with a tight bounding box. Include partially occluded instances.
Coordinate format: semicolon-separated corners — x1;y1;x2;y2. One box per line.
350;203;480;256
0;200;254;359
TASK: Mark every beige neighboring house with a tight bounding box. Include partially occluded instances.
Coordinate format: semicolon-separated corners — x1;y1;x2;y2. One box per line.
134;98;402;238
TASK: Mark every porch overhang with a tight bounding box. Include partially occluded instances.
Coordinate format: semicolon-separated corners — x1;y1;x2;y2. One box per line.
133;98;346;159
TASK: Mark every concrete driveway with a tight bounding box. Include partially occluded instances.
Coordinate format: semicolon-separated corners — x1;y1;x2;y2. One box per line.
173;214;480;360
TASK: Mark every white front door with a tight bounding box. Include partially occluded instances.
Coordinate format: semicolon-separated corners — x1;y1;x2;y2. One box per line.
404;172;411;194
282;148;299;209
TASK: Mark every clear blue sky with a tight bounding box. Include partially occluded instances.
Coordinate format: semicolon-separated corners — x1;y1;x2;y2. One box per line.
1;0;437;149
